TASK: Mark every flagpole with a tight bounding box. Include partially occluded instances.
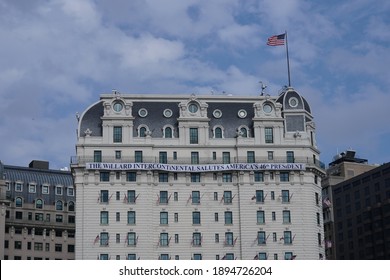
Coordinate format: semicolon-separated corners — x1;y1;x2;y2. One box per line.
285;31;291;87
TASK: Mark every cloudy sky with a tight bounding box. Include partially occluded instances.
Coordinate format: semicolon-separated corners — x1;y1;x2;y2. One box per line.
0;0;389;170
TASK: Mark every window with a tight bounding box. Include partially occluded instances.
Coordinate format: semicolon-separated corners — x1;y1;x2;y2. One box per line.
214;192;218;201
100;211;109;225
190;128;198;144
256;190;264;203
15;197;23;207
173;151;177;160
191;152;199;164
100;171;110;182
315;192;319;205
254;172;264;182
192;233;202;246
223;191;232;203
159;173;169;182
55;186;63;195
273;232;277;242
113;126;122;142
164;127;172;138
215;213;219;222
160;212;168;225
272;211;276;221
222;173;232;182
214;127;223;138
222;152;230;164
284;252;294;260
174;192;178;201
175;234;179;243
159;152;167;164
268;151;274;160
225;253;235;260
68;215;75;224
160;254;169;260
15;182;23;192
160;233;169;246
56;200;63;211
100;190;109;203
94;150;102;162
283;210;291;223
55;243;62;252
100;232;109;246
55;214;63;222
318;233;322;246
14;241;22;250
317;212;321;225
247;151;255;163
265;127;273;143
192;191;200;204
193;254;202;260
257;210;265;224
42;185;49;194
271;191;275;200
15;211;22;219
224;211;233;225
28;184;36;193
215;234;220;243
127;211;136;224
115;150;122;159
257;231;267;245
160;191;168;204
280;172;290;182
34;242;43;251
100;254;109;260
126;172;136;182
36;199;43;209
282;190;290;203
67;187;74;196
225;232;234;246
191;173;201;182
192;211;201;224
139;127;147;137
135;151;143;163
116;212;120;222
286;151;295;163
283;231;292;244
127;232;137;246
174;213;179;222
240;127;248;137
127;190;136;203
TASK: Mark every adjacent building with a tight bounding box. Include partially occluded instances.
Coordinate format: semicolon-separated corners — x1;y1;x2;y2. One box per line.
71;88;326;260
0;160;75;260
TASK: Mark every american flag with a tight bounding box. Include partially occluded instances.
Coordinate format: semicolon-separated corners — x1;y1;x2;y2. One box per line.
267;33;285;46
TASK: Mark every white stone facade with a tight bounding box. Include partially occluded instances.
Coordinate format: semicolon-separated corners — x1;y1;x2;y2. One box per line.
71;89;325;260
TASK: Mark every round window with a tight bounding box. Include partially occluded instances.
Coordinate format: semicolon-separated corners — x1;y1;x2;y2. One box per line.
213;109;222;118
263;104;273;114
138;108;148;117
113;101;123;112
188;103;198;113
163;109;173;118
238;109;247;118
289;97;299;108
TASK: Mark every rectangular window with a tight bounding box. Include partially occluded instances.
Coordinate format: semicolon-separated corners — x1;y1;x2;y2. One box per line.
175;234;179;244
191;173;201;182
100;190;109;203
127;211;136;225
286;151;295;163
127;232;137;246
222;173;232;182
223;191;232;204
15;183;23;192
258;252;267;260
254;172;264;182
42;185;49;194
280;172;290;182
100;172;110;182
100;211;109;225
94;150;102;162
214;192;218;201
247;151;255;163
193;253;202;260
135;151;143;163
55;214;63;223
190;128;198;144
315;193;319;205
160;233;169;246
192;233;202;246
67;187;74;196
159;152;167;164
116;212;120;222
100;254;109;260
222;152;230;164
159;173;169;182
215;233;219;243
28;184;36;193
268;151;274;160
100;232;109;246
174;213;179;222
271;191;275;200
257;210;265;224
173;151;177;160
174;192;178;201
14;241;22;250
282;190;290;203
265;127;274;143
115;150;122;160
317;212;321;225
215;212;219;222
113;126;122;143
127;190;136;203
212;151;217;160
283;210;291;223
54;244;62;252
272;211;276;221
55;186;62;195
160;191;169;204
283;231;292;244
225;232;234;246
34;242;43;251
126;172;136;182
192;211;201;224
256;190;264;203
258;231;266;245
224;211;233;225
160;212;168;225
15;211;22;219
191;152;199;164
192;191;200;204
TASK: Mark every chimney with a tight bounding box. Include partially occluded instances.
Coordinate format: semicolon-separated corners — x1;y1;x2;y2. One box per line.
29;160;49;170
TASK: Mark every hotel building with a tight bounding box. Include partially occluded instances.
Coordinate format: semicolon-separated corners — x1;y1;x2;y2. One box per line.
71;87;325;260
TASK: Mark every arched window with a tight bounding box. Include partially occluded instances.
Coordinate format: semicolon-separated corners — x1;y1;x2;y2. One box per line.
56;200;63;211
240;127;248;137
139;127;147;137
68;201;75;212
164;127;172;138
15;197;23;207
214;127;223;138
36;199;43;209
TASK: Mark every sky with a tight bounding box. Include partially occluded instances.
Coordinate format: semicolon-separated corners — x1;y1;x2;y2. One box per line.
0;0;389;170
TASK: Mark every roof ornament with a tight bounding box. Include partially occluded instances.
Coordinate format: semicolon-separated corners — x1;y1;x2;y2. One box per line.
259;81;267;96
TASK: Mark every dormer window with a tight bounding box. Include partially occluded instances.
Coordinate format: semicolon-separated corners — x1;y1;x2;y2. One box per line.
113;101;123;112
188;103;198;113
